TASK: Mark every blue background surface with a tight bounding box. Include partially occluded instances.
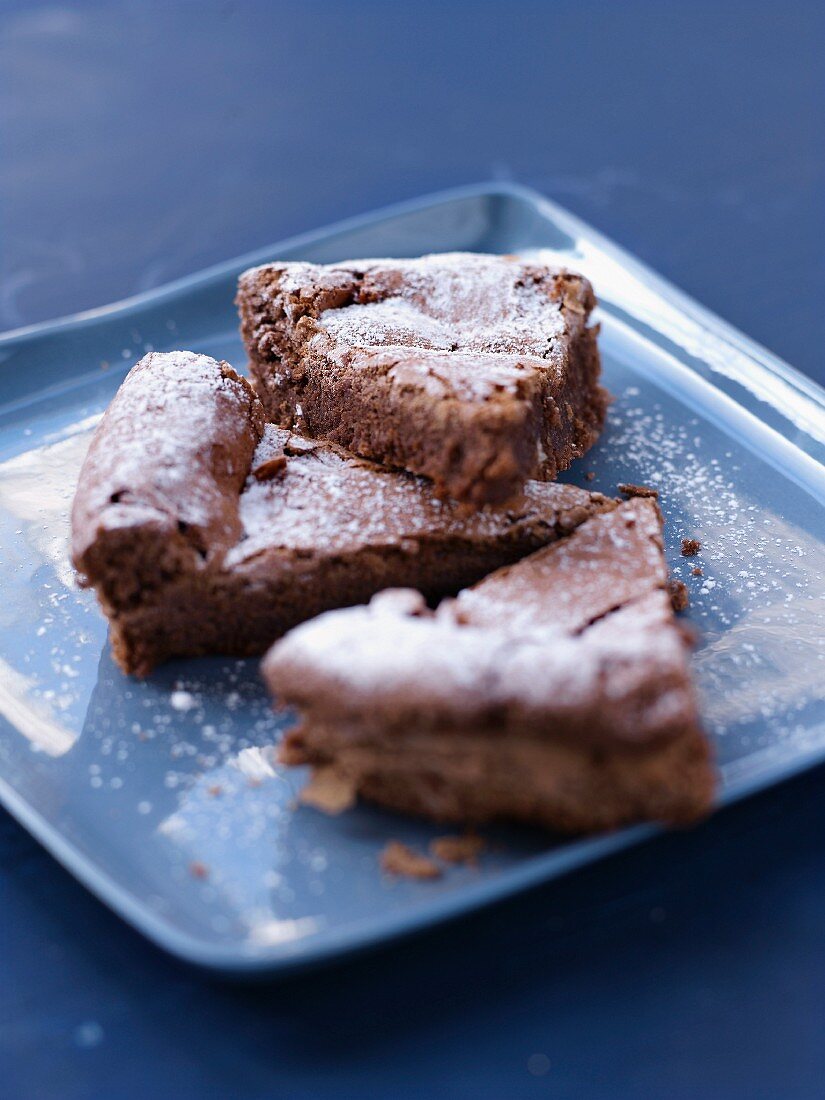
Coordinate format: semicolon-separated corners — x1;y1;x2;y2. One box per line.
1;2;824;1097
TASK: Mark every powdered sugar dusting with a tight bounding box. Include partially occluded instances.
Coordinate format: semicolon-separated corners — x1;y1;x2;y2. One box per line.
457;498;663;634
595;385;825;760
72;351;260;560
318;253;573;357
231;425;601;561
264;582;690;747
266;253;586;401
265;500;696;749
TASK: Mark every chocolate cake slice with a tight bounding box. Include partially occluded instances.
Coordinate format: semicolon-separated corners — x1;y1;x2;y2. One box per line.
72;351;612;675
264;498;714;833
237;253;609;506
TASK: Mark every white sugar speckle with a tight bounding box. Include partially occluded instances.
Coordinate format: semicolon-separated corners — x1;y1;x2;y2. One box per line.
169;690;196;712
602;386;825;747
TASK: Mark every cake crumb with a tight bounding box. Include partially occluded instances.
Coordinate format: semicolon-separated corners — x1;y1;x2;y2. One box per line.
681;538;702;556
584;471;596;482
278;729;308;766
430;833;485;866
667;579;690;612
299;766;357;814
207;784;223;797
618;482;659;499
253;455;288;481
189;861;209;880
691;566;703;577
381;841;441;879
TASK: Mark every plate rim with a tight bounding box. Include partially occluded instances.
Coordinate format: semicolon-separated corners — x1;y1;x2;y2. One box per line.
1;181;824;976
2;741;825;978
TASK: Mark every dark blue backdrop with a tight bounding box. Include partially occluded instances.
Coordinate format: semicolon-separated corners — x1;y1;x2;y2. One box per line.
2;3;824;1097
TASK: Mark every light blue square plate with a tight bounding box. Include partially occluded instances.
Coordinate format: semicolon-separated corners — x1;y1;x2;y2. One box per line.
0;184;823;976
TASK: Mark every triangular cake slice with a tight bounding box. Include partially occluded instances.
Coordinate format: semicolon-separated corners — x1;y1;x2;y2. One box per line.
72;351;611;675
237;252;609;506
264;499;714;833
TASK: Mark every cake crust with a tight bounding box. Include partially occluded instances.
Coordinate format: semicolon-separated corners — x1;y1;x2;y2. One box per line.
264;500;715;833
237;252;609;506
72;351;612;675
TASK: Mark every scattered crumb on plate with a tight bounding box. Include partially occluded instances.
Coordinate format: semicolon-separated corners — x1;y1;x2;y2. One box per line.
667;578;690;612
618;482;659;499
430;833;485;866
380;841;442;879
681;537;702;556
299;766;357;814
